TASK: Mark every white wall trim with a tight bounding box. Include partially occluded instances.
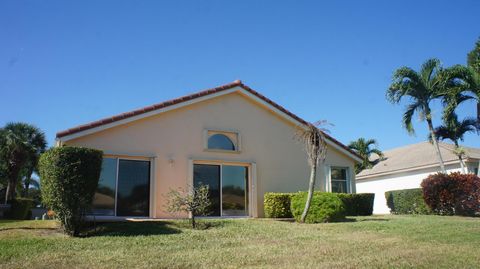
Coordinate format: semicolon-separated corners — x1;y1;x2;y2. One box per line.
357;159;462;180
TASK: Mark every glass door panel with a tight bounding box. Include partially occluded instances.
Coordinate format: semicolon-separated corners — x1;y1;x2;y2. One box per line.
193;164;221;216
222;165;248;216
91;158;117;216
116;160;150;217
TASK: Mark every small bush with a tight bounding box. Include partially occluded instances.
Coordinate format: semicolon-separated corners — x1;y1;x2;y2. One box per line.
291;192;346;223
264;193;295;218
337;193;375;216
421;172;480;216
39;146;103;236
385;188;430;215
8;198;35;219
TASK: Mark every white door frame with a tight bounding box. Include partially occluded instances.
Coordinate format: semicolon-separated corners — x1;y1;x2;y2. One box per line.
187;158;257;217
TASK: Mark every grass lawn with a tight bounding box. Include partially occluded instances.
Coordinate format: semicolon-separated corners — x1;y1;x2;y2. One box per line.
1;215;479;268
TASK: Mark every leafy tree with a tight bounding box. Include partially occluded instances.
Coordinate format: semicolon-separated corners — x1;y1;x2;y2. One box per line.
387;58;449;173
468;38;480;121
430;114;479;173
39;147;103;236
467;38;480;74
166;185;211;229
0;123;46;204
294;121;328;223
348;138;383;174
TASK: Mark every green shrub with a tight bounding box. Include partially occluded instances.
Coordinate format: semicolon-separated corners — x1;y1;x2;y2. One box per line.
291;192;346;223
39;146;103;236
8;197;35;219
264;193;295;218
336;193;375;216
385;188;430;215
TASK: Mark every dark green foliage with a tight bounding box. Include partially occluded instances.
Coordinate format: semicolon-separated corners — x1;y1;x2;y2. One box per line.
467;38;480;74
421;172;480;216
348;138;383;173
38;147;103;236
336;193;375;216
385;188;430;215
291;192;346;223
264;193;295;218
0;123;47;203
8;197;35;219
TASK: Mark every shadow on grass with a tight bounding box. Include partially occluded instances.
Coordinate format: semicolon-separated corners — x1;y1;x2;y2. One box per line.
355;218;390;222
0;227;59;232
83;221;182;237
83;219;225;237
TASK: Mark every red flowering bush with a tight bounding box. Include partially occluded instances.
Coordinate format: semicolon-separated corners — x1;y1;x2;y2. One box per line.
421;172;480;216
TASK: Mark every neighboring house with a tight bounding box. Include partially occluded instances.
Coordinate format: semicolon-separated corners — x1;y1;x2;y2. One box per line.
356;141;480;214
56;80;362;219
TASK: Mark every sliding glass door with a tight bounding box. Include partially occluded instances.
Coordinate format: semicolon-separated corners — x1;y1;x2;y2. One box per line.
193;163;248;217
91;158;151;217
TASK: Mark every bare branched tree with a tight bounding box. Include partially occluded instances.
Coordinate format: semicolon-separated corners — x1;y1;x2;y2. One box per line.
165;184;210;228
295;120;328;223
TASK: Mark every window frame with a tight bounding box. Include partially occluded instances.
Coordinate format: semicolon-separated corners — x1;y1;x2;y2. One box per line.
190;159;253;217
329;166;350;193
91;155;152;218
203;129;241;153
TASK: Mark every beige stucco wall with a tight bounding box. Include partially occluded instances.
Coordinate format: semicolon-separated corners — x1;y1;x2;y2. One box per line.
63;90;356;218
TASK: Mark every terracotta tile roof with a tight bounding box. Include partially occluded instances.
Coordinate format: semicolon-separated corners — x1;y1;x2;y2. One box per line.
56;80;361;160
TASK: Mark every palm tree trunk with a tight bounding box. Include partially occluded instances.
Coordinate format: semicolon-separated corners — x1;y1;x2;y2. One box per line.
23;168;34;197
454;141;467;174
300;163;317;223
426;118;446;173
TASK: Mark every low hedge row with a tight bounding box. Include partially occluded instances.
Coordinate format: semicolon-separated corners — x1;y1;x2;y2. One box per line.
264;193;295;218
385;188;430;215
337;193;375;216
8;198;35;220
264;192;375;218
291;192;346;223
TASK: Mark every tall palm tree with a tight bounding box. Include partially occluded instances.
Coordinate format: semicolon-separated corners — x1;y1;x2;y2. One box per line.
0;123;46;204
295;121;328;223
348;138;384;174
439;65;479;121
387;58;448;173
430;114;479;173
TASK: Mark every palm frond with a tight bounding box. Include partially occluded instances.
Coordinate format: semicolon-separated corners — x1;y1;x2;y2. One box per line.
387;67;421;103
402;101;422;134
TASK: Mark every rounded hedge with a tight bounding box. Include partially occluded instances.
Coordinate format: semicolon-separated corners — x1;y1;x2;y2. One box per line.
264;193;294;218
421;172;480;216
39;146;103;236
291;192;346;223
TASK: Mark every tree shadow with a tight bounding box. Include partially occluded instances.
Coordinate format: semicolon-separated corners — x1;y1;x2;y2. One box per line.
356;218;390;222
82;221;182;237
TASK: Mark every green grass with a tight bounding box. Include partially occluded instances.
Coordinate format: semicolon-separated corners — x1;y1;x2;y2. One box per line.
1;215;480;268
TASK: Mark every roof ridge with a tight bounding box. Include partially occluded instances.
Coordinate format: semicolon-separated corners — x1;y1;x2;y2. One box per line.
56;80;362;160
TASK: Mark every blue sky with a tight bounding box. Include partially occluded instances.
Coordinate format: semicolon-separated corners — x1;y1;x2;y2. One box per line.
1;0;479;151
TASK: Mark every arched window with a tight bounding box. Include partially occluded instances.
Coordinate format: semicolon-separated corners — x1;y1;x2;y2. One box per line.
208;134;235;151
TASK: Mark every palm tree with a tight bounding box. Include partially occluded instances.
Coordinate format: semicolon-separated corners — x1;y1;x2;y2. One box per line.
0;123;46;204
295;121;328;223
348;138;384;174
387;58;448;173
430;114;479;173
439;65;479;121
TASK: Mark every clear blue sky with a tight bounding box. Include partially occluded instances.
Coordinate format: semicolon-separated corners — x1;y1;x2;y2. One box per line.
1;0;479;151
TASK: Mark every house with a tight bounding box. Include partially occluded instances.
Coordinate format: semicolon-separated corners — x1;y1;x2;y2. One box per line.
356;141;480;214
55;80;362;219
